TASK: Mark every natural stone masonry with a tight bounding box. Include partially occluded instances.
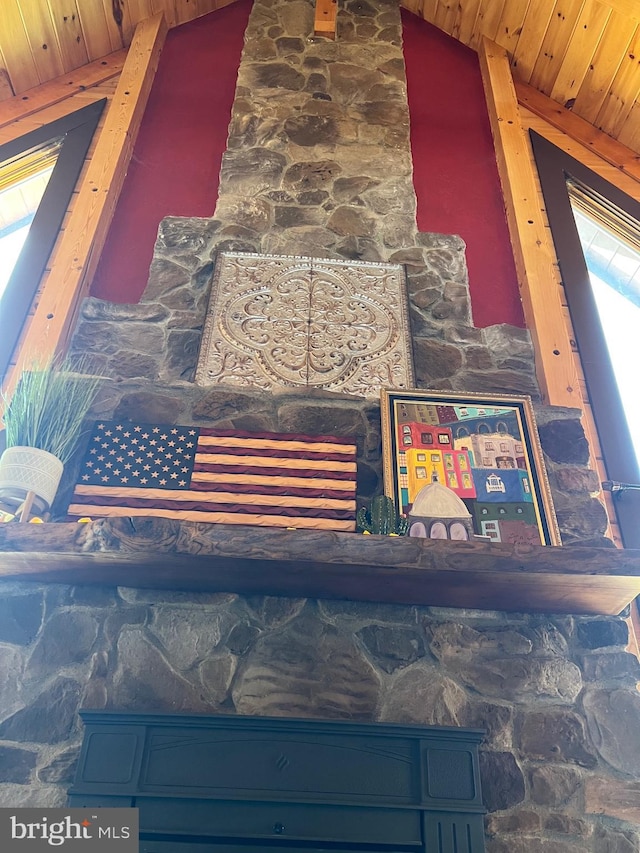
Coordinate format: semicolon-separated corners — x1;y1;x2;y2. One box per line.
70;0;547;472
65;0;607;541
1;588;640;853
217;0;416;258
70;0;540;403
39;369;608;546
11;1;633;851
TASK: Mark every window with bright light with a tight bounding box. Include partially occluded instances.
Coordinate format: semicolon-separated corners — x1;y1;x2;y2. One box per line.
570;192;640;471
531;130;640;548
0;99;105;382
0;141;59;300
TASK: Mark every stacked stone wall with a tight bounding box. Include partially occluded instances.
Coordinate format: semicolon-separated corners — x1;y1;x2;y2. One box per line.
1;2;636;852
68;222;608;546
68;0;608;544
1;587;640;853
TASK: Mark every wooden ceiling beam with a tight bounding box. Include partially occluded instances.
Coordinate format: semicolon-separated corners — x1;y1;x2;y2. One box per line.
515;78;640;186
478;36;580;409
0;49;126;131
8;13;167;379
314;0;337;39
0;1;40;95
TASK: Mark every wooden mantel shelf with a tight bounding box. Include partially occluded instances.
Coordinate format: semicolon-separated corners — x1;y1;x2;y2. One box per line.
1;518;640;615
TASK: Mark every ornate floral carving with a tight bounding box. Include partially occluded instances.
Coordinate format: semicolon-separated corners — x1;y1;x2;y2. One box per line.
196;253;414;397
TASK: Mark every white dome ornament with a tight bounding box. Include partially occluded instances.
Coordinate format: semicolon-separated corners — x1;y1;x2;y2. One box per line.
407;475;474;540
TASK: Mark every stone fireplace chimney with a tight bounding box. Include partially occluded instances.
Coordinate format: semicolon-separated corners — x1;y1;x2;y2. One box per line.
215;0;418;261
3;4;636;850
71;0;606;542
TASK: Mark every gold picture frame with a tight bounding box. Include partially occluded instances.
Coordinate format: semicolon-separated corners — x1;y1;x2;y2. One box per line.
381;389;561;546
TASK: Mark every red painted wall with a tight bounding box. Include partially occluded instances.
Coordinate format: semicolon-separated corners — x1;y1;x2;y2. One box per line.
90;0;253;303
402;11;523;328
92;2;524;328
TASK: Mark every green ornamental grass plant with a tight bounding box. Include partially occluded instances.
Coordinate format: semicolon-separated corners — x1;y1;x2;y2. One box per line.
2;358;102;464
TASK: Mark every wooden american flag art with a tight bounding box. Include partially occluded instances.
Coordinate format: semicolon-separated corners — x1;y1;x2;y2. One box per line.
67;422;358;531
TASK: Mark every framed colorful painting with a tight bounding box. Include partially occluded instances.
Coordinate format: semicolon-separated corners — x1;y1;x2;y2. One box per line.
381;390;561;546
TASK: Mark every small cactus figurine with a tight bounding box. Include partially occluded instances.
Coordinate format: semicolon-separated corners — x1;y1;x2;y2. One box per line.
356;494;409;536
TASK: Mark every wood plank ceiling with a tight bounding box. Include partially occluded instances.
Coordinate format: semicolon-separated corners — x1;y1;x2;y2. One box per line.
0;0;233;98
1;0;640;154
403;0;640;155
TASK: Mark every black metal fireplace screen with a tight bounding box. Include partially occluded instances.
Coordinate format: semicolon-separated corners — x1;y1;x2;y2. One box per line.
69;712;486;853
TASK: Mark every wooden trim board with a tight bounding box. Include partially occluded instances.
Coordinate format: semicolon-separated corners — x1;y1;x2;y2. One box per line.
478;36;581;409
516;92;640;549
314;0;337;38
7;13;167;380
0;49;126;131
515;79;640;186
0;99;107;382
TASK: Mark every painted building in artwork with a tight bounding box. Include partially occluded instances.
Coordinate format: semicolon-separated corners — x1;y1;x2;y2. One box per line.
407;479;474;540
397;422;475;507
446;411;519;437
474;501;539;543
397;421;453;451
476;468;533;503
472;468;538;542
405;447;476;503
398;418;538;543
453;432;525;469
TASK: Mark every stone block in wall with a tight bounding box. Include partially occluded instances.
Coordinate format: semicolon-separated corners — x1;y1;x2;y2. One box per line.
155;216;221;261
538;417;591;465
579;651;640;683
112;390;188;423
514;708;598;767
25;611;99;678
585;775;640;824
38;746;80;785
554;496;610;545
1;583;640;853
593;825;640;853
0;645;26;717
528;764;582;807
478;751;526;812
101;628;213;713
231;607;381;719
583;687;640;775
0;745;36;784
0;592;43;645
356;623;425;672
486;837;587;853
0;678;82;744
379;664;468;727
486;810;542;835
577;618;629;649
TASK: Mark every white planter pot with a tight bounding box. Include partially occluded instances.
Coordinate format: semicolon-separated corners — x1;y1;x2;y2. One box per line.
0;446;64;515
